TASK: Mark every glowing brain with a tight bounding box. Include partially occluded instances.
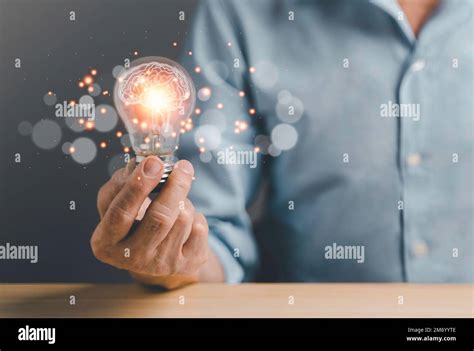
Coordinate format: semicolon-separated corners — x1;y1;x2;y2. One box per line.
118;62;192;112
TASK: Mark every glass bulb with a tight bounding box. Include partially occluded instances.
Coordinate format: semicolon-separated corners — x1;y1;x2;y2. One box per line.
114;56;196;183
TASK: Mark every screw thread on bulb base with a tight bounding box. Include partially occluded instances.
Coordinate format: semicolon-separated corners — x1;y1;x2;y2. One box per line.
136;154;177;193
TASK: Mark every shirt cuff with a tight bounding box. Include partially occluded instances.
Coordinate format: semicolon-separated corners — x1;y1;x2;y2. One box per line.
208;234;244;284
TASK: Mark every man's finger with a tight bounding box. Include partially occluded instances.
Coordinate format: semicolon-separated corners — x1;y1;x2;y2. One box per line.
136;160;194;244
96;156;164;243
97;159;136;218
183;212;208;258
156;199;195;253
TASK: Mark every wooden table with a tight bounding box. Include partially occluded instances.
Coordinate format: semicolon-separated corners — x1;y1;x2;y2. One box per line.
0;284;472;318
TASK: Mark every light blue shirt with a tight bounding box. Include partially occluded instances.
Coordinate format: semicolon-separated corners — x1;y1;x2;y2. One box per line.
178;0;473;282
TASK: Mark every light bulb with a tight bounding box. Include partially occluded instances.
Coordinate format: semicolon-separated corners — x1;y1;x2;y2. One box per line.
114;56;196;185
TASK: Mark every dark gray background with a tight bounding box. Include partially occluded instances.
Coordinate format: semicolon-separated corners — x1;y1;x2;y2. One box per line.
0;0;200;282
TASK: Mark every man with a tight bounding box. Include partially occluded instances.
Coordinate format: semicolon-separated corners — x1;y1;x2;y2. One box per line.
91;0;473;288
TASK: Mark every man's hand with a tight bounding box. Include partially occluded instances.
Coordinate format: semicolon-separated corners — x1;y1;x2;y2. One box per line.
90;156;224;289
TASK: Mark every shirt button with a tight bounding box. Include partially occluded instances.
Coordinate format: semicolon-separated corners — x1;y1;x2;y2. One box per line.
411;59;426;72
406;153;422;167
412;240;429;257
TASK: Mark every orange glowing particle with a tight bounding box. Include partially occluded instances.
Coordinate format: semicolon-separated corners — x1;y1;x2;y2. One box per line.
172;132;177;137
217;103;224;109
202;87;211;96
116;131;123;138
188;51;193;56
70;100;76;106
137;176;141;181
132;118;139;124
78;118;85;125
249;66;256;73
133;51;139;56
100;142;107;148
180;128;186;134
144;137;151;143
102;90;109;96
78;81;85;88
91;69;97;76
172;42;178;47
198;137;205;144
124;147;130;153
100;107;107;114
141;121;148;129
249;108;256;115
84;75;93;85
195;108;201;115
240;122;248;130
155;142;161;148
88;86;94;93
47;91;53;96
239;91;245;97
255;147;261;153
69;146;76;154
235;128;240;134
180;120;186;126
194;66;201;73
199;147;206;153
85;121;94;130
185;124;192;131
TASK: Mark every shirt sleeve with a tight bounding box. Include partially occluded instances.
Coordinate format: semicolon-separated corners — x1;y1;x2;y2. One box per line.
177;0;262;283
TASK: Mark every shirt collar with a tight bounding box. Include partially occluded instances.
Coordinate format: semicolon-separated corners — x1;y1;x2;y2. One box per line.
370;0;416;43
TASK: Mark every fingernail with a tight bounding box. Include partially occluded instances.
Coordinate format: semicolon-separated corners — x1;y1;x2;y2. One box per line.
143;157;162;178
175;160;194;175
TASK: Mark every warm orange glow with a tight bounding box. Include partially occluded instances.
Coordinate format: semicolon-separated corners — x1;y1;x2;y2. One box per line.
78;81;85;88
201;87;211;96
239;91;245;97
100;107;107;114
249;108;256;115
91;69;97;76
194;66;201;73
195;108;201;115
124;147;130;153
142;87;174;112
85;121;94;130
217;103;224;109
100;142;107;148
84;75;93;85
69;146;76;154
116;131;123;138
